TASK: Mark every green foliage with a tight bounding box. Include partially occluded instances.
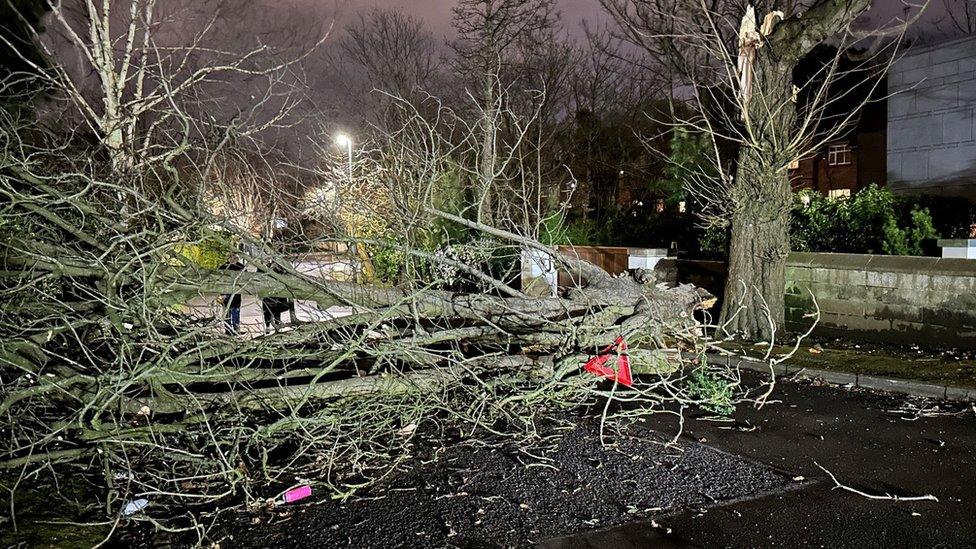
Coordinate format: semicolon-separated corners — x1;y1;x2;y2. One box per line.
370;245;406;284
542;215;603;246
791;184;943;256
698;224;728;255
685;364;735;416
428;167;471;244
907;207;939;255
652;126;717;202
174;229;236;269
545;125;727;252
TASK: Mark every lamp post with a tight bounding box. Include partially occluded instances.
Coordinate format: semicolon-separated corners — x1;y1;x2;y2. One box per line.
335;133;358;274
335;133;353;185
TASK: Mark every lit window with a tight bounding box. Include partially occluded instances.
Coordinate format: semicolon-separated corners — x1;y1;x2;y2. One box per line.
828;188;851;199
678;201;687;213
788;158;800;170
827;143;852;166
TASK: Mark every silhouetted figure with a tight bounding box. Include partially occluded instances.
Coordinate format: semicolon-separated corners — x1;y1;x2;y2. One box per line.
262;297;295;333
221;255;244;334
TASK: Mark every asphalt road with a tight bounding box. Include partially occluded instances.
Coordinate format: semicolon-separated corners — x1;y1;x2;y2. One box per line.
542;378;976;548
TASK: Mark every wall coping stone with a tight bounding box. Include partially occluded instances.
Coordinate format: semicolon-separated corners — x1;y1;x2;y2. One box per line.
628;248;668;257
938;239;976;247
664;254;976;276
786;252;976;277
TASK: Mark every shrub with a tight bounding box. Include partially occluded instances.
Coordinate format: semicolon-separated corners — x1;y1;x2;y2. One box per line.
698;224;728;255
542;214;603;247
685;364;736;416
790;184;946;256
174;229;237;269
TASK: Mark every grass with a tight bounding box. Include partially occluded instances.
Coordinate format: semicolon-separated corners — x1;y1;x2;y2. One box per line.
721;339;976;389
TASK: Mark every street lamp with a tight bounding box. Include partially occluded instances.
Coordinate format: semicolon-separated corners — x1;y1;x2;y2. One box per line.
335;133;358;271
335;133;353;185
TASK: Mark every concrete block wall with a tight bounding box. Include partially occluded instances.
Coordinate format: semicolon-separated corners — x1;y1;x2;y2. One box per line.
654;253;976;349
887;35;976;199
785;253;976;348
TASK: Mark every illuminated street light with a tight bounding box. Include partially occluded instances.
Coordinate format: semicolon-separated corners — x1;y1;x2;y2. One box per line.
336;133;353;185
335;133;358;268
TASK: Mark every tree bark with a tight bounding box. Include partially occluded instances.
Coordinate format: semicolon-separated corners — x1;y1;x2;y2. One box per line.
719;0;872;340
719;53;794;341
721;147;791;341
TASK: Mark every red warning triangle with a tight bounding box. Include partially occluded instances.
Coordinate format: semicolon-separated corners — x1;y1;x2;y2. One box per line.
583;336;632;387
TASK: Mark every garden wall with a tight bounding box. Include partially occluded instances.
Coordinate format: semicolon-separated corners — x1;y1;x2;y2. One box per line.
654;253;976;349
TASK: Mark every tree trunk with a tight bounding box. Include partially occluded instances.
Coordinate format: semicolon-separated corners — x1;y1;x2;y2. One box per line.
719;54;794;341
477;79;499;226
720;149;791;341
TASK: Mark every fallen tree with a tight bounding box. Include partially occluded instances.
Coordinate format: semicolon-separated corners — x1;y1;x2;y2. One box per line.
0;132;735;533
0;11;788;540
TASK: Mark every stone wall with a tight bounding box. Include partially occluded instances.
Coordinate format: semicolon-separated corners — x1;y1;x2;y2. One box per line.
887;35;976;199
785;253;976;347
654;253;976;348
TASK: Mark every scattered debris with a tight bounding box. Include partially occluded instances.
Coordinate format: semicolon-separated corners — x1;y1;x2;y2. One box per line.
650;519;673;535
122;498;149;516
113;471;134;481
281;485;312;504
396;423;418;437
815;462;939;502
885;400;969;421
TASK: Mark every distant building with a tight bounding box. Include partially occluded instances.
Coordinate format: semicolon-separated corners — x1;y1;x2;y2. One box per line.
886;34;976;200
789;35;976;202
789;100;887;198
788;44;888;198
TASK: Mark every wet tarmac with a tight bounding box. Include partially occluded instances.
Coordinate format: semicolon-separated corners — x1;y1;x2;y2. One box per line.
542;378;976;548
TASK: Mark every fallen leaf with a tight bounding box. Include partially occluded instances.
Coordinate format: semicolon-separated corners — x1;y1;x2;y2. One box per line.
396;423;418;437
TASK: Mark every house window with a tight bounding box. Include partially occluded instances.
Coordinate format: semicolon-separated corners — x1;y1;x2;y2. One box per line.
827;143;852;166
828;188;851;200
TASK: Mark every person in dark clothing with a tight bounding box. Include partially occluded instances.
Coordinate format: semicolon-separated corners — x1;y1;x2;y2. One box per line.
262;297;295;333
221;255;244;334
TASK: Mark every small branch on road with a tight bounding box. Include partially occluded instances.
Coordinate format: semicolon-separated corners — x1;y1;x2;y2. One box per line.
815;462;939;502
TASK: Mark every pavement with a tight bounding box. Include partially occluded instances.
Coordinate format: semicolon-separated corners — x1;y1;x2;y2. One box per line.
716;353;976;401
182;294;353;337
541;376;976;548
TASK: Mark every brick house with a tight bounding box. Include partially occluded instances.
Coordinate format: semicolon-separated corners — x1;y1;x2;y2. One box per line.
788;61;888;198
789;115;887;198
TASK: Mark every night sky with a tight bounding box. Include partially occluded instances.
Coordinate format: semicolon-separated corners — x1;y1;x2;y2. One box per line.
223;0;964;158
329;0;956;41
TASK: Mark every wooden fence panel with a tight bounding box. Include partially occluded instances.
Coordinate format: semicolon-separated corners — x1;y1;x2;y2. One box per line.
556;246;631;289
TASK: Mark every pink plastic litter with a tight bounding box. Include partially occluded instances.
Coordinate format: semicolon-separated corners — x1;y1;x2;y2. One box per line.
283;485;312;504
